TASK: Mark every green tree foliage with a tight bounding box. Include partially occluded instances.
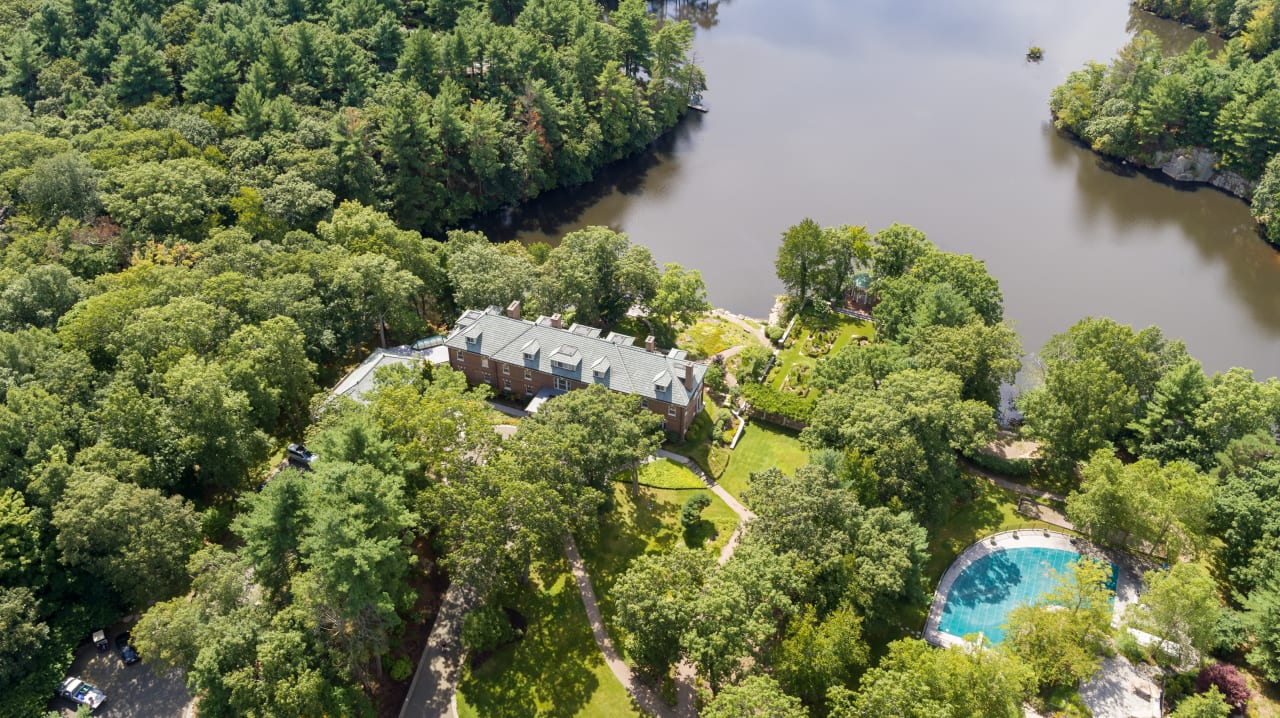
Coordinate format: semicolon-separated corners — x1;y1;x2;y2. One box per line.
612;547;713;676
1067;450;1214;559
1002;558;1115;690
773;604;868;708
0;586;49;686
1212;433;1280;592
649;263;711;336
682;541;803;690
702;674;806;718
0;487;44;588
804;367;996;524
1019;317;1187;469
51;471;199;607
843;637;1033;718
775;219;872;308
1124;562;1222;663
17;151;99;224
1244;574;1280;681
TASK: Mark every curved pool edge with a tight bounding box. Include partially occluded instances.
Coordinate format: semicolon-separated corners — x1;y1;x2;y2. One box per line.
922;529;1135;649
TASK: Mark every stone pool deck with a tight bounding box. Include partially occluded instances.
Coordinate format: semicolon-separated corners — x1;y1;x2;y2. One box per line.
923;530;1141;649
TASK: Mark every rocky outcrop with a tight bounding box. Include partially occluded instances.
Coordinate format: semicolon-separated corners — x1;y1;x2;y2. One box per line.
1141;147;1256;200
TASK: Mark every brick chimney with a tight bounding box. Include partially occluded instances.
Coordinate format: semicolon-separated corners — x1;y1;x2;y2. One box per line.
550;313;563;329
645;335;656;352
682;361;694;391
506;300;521;320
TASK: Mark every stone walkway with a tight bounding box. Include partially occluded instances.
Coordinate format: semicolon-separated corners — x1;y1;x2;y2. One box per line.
961;459;1066;503
563;536;693;718
555;451;756;718
398;581;480;718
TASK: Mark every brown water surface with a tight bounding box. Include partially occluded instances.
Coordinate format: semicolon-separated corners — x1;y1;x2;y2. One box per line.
475;1;1280;377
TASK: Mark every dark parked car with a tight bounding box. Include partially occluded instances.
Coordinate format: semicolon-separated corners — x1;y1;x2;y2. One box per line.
286;443;316;470
115;632;139;665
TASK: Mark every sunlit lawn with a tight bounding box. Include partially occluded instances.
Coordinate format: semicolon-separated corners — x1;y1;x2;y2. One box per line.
457;556;643;718
717;422;808;503
676;314;757;359
580;460;738;654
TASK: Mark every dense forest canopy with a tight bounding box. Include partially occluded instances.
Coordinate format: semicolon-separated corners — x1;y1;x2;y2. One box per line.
0;0;715;713
0;0;704;237
1051;6;1280;242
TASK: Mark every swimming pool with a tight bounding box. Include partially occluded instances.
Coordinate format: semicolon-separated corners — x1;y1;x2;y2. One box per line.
936;545;1118;645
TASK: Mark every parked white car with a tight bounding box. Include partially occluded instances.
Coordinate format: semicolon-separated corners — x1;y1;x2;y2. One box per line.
58;677;106;712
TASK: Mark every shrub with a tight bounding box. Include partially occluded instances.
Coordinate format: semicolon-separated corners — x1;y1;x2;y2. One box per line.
1196;662;1250;713
461;604;516;655
680;493;712;529
389;655;413;682
704;363;727;393
1214;610;1247;654
741;382;812;423
765;324;783;342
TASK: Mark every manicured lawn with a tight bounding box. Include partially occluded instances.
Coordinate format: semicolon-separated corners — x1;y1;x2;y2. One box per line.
663;409;731;479
630;458;708;490
676;314;756;359
581;462;739;655
457;556;644;718
768;314;875;409
717;422;809;503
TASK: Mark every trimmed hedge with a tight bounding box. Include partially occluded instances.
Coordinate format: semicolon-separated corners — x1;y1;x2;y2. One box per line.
741;382;812;424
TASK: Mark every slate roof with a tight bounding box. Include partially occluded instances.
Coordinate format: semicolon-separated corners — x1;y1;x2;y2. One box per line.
446;307;707;407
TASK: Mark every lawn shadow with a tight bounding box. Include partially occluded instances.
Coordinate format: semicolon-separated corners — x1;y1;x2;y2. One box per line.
461;566;604;717
682;518;718;549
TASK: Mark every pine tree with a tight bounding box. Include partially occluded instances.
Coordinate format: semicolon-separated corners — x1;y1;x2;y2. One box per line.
381;89;442;230
183;39;239;106
110;33;173;106
398;28;440;93
3;31;45;106
330;107;378;204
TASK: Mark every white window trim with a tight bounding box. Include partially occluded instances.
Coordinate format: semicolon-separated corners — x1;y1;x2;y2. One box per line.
668;406;677;417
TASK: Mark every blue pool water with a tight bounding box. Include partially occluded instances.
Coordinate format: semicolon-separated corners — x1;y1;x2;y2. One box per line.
937;546;1118;645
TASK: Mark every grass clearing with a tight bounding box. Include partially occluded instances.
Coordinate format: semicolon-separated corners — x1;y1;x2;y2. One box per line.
581;463;739;655
457;555;643;718
676;315;756;359
717;422;808;503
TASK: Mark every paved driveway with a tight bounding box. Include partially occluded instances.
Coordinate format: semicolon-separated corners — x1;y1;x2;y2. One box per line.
48;624;194;718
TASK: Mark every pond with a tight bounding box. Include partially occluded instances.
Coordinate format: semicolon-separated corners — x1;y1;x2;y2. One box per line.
473;0;1280;378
